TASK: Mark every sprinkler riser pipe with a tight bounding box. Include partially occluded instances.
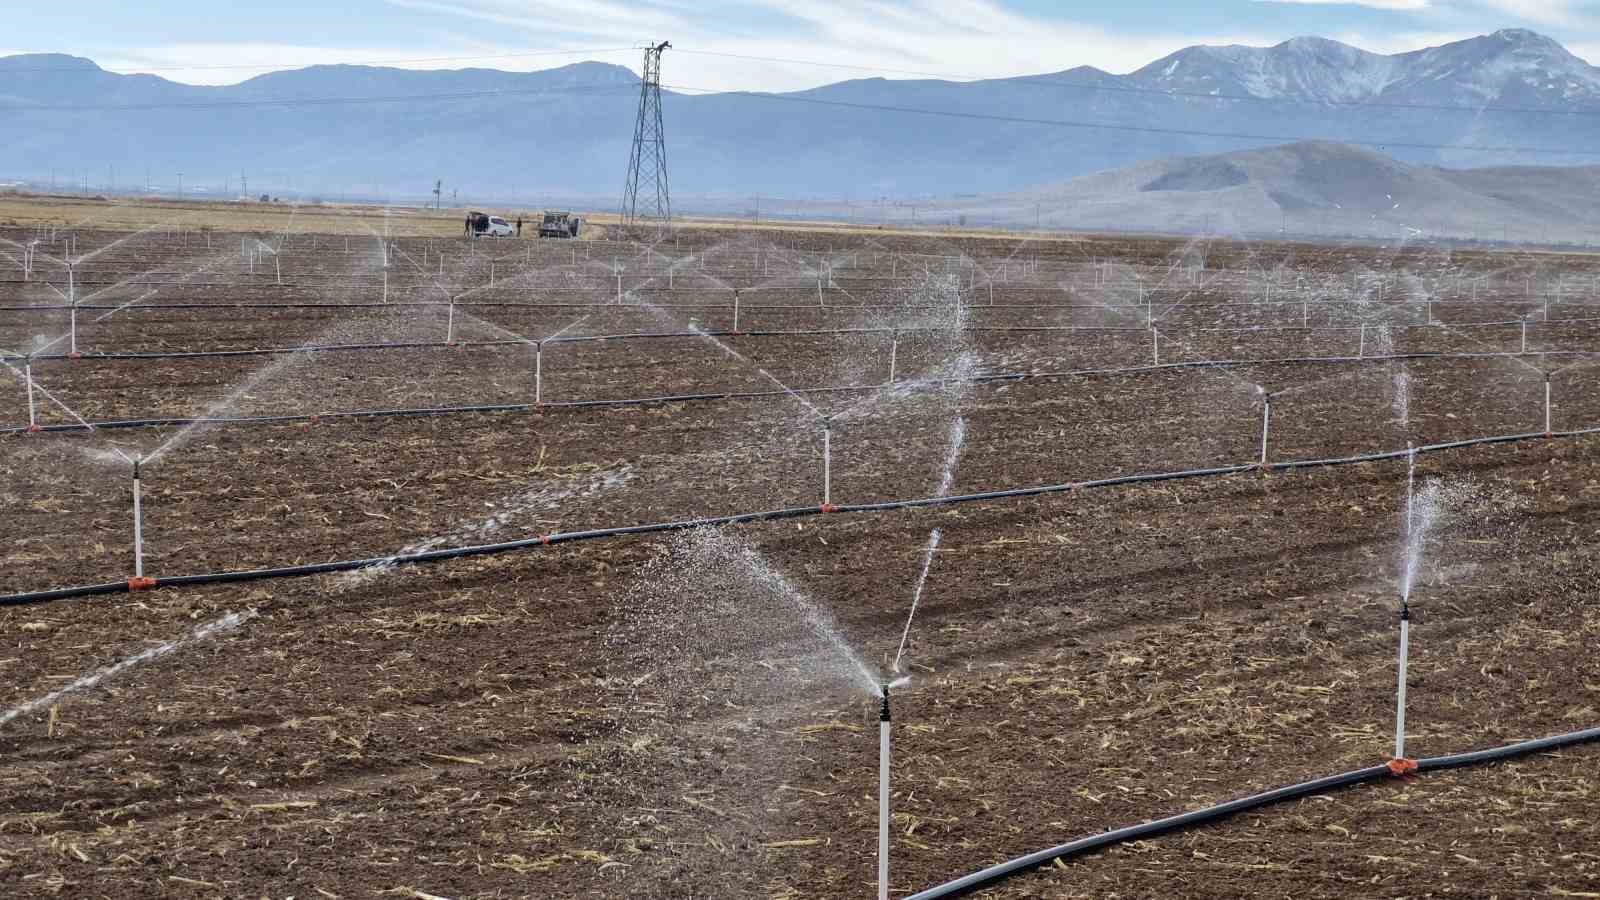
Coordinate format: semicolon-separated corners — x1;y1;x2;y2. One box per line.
879;691;892;900
1259;397;1271;466
887;335;898;384
24;362;38;429
1395;611;1410;759
133;469;145;579
1545;376;1552;434
534;343;543;404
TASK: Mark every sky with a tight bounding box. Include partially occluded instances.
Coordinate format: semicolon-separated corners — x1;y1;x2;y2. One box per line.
2;0;1599;92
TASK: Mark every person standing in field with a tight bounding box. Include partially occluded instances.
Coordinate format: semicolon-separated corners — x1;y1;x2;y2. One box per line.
516;216;523;237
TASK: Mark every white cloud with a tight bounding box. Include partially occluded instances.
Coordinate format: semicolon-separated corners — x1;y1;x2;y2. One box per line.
35;1;1594;95
1471;0;1581;27
1255;0;1431;9
378;0;1278;91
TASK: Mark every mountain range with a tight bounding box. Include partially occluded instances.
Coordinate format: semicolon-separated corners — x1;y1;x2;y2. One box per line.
914;141;1600;243
0;28;1597;205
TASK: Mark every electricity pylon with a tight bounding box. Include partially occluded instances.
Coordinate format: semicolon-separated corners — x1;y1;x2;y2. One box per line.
620;41;671;232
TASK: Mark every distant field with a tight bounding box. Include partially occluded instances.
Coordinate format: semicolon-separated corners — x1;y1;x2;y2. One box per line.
0;190;1077;243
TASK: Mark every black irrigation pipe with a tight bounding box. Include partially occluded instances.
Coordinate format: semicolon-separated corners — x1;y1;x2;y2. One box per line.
905;725;1600;900
0;349;1569;436
0;327;918;362
8;319;1600;365
4;425;1598;607
6;296;1600;314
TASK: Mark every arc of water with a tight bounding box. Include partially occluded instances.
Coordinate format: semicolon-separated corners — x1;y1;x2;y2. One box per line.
1;360;97;431
0;610;256;731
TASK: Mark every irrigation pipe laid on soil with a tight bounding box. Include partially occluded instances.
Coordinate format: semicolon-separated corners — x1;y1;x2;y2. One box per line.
904;725;1600;899
5;425;1599;607
0;349;1582;437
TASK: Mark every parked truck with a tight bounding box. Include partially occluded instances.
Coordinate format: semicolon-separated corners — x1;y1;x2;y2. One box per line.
539;211;583;239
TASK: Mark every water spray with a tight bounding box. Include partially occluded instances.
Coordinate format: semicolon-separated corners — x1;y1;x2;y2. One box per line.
879;686;892;900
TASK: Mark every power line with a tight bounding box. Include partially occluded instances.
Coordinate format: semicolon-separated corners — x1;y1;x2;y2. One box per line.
0;47;637;75
661;84;1600;157
675;47;1600;119
2;70;1597;159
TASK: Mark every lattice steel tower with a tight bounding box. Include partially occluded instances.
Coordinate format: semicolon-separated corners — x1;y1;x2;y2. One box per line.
621;41;672;229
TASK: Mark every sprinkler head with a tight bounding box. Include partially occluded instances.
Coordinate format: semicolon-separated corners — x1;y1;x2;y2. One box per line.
1399;599;1411;621
879;689;891;722
132;456;142;479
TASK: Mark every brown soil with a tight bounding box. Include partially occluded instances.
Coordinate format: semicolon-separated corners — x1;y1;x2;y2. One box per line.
1;222;1599;899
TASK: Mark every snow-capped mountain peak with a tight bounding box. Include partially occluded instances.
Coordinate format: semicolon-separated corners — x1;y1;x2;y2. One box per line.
1127;29;1600;108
